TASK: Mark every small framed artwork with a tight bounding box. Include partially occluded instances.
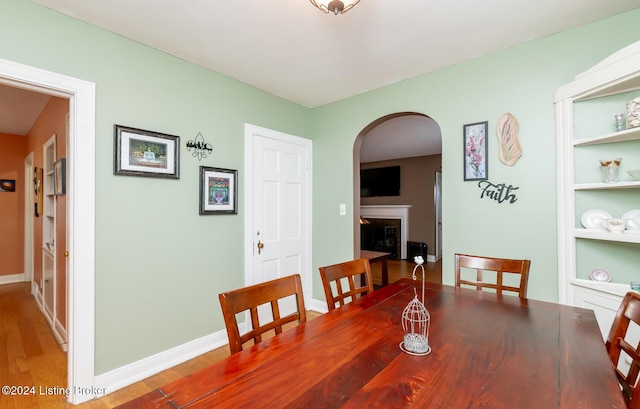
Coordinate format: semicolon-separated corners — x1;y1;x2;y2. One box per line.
199;166;238;215
463;121;488;181
54;158;66;195
0;179;15;192
114;125;180;179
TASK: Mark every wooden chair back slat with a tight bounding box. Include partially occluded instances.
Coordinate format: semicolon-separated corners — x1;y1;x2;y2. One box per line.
218;274;306;354
319;258;374;311
606;291;640;409
454;253;530;298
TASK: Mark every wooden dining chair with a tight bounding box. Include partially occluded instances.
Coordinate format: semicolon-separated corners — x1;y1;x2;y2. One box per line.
606;291;640;409
319;258;374;311
218;274;307;354
454;253;531;298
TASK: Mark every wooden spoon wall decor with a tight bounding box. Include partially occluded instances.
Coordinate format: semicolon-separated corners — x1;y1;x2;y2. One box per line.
496;113;523;166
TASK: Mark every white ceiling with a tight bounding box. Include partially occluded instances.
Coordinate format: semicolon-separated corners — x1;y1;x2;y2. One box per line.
29;0;640;108
5;1;640;159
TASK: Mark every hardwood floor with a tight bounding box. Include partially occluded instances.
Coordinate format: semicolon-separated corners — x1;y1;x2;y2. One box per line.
0;282;68;409
371;258;442;286
1;260;441;408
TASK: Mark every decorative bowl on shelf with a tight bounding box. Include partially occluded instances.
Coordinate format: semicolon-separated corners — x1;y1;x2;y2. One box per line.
590;269;611;283
628;169;640;180
600;218;629;233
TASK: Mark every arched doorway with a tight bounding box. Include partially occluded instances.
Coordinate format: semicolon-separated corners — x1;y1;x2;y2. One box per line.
353;112;442;278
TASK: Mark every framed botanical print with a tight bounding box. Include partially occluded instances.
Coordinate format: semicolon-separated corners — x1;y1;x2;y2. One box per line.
463;121;488;181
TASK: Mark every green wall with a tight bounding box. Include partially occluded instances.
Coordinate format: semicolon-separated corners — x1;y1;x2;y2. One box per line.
0;0;312;374
2;0;640;376
311;10;640;303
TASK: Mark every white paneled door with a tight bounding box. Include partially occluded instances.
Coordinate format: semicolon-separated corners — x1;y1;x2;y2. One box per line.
244;124;312;317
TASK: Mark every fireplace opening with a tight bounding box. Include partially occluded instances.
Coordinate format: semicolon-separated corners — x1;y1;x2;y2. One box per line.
361;218;401;259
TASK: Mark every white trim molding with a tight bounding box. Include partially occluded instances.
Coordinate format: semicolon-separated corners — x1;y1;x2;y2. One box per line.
360;205;411;259
95;330;230;396
0;57;96;405
0;273;26;285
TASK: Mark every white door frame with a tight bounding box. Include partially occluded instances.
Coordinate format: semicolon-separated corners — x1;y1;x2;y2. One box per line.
24;152;34;283
434;171;442;261
1;58;96;405
243;123;313;304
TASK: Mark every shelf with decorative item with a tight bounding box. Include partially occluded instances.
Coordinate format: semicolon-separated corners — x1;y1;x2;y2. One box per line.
570;278;631;298
556;40;640;332
573;228;640;243
574;180;640;190
574;126;640;146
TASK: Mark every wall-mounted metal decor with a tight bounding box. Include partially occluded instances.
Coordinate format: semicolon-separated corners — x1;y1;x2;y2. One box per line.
186;132;213;161
463;121;488;181
114;125;180;179
34;167;42;216
478;180;519;204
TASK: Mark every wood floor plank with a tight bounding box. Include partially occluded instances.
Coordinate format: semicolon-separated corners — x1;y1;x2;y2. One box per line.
6;325;30;375
27;353;67;394
18;322;44;360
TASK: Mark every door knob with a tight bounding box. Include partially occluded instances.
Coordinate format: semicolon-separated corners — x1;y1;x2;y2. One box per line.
257;240;264;255
64;251;69;257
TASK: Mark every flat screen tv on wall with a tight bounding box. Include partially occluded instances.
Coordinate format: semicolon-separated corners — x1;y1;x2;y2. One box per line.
360;166;400;197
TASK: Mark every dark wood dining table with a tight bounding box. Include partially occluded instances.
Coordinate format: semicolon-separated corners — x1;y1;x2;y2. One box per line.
116;279;625;408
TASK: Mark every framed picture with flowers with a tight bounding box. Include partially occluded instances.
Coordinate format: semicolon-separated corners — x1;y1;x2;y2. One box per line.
463;121;488;181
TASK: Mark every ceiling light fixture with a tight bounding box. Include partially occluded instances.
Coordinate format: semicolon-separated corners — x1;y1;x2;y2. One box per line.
310;0;361;15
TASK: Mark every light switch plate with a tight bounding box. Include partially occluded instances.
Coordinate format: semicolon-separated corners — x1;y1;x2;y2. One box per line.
339;204;346;215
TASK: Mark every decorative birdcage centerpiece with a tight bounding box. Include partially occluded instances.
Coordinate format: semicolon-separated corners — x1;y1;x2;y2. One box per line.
400;256;431;356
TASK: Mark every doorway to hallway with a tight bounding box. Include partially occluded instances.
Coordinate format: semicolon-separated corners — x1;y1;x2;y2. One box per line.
0;57;96;405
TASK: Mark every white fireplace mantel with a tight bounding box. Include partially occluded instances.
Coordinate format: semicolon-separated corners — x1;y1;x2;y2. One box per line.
360;205;411;259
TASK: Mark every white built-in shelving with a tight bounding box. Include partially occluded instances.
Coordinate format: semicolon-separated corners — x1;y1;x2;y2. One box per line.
555;40;640;338
41;135;56;326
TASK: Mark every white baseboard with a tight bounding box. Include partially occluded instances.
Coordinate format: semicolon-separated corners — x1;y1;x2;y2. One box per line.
34;284;44;308
93;329;231;396
309;298;329;314
27;281;67;351
0;273;25;285
54;319;68;352
93;298;329;397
